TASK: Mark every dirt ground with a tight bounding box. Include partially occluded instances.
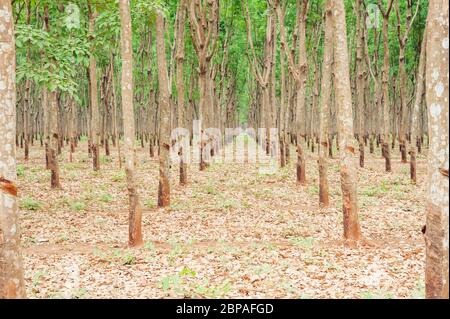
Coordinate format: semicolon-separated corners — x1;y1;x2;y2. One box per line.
16;138;427;299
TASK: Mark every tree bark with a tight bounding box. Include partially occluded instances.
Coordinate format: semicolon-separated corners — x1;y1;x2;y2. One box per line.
89;6;100;171
378;0;394;172
332;0;361;244
175;0;188;185
0;0;26;298
277;0;308;185
355;0;365;168
156;13;171;207
395;0;420;164
424;0;449;299
119;0;143;247
318;0;333;208
409;26;427;184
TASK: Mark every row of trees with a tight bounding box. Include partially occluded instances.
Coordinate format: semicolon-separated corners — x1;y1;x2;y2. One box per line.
1;0;448;299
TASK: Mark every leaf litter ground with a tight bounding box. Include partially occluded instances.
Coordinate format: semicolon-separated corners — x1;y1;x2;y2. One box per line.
17;140;426;298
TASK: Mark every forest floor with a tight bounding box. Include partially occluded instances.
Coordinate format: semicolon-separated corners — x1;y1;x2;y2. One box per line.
17;137;427;299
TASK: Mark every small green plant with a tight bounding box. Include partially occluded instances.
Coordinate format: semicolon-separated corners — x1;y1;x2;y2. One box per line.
144;241;156;251
144;199;156;209
194;279;232;298
220;198;240;210
73;287;88;299
361;289;394;299
400;166;409;175
179;266;197;277
32;270;48;287
64;163;83;170
361;182;389;197
380;180;390;192
17;164;26;177
205;184;218;195
110;249;136;265
167;242;186;264
410;280;425;299
160;275;181;292
56;235;69;243
70;201;87;212
99;193;113;203
171;202;187;210
120;252;136;265
24;236;37;244
361;187;379;197
308;185;319;195
20;197;42;211
288;236;315;249
111;171;126;182
100;155;113;164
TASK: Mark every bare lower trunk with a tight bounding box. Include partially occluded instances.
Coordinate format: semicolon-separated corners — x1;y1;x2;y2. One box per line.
48;92;61;189
296;133;306;185
382;142;392;172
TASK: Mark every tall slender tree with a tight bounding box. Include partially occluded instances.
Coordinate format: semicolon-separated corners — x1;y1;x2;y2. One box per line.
277;0;309;185
175;0;188;185
0;0;26;298
409;26;427;184
88;2;100;171
395;0;420;164
44;5;61;189
119;0;143;247
424;0;448;299
318;0;333;207
188;0;220;171
355;0;366;168
332;0;361;243
378;0;395;172
156;11;171;207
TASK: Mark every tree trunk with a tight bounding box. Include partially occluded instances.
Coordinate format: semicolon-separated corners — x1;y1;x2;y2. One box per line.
332;0;361;244
119;0;143;247
48;91;61;189
379;0;394;172
176;0;188;185
318;0;333;208
277;0;308;185
89;8;100;171
0;0;26;297
410;26;427;184
424;0;449;299
355;0;365;168
156;13;171;208
295;1;308;185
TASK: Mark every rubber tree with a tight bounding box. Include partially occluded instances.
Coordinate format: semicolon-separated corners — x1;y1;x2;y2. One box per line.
424;0;449;299
332;0;361;244
119;0;143;247
0;0;26;298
